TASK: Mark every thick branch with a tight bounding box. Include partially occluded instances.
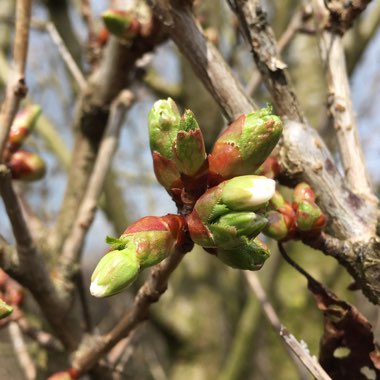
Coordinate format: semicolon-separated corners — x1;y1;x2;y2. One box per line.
151;0;256;121
313;0;374;200
149;0;380;303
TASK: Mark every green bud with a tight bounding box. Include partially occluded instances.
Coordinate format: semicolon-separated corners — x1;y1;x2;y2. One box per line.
295;200;326;232
102;9;140;40
148;98;181;159
208;106;282;184
8;104;41;148
263;210;289;240
172;110;207;177
293;182;315;203
90;248;140;297
216;237;270;270
222;175;276;211
0;299;13;319
209;212;268;248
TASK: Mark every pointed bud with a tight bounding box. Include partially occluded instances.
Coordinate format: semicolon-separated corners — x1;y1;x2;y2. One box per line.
216;237;270;271
8;104;41;150
208;106;282;185
90;215;186;297
295;200;326;232
90;247;140;297
148;98;181;159
8;150;46;181
0;299;13;319
102;9;140;40
293;182;315;203
172;110;207;177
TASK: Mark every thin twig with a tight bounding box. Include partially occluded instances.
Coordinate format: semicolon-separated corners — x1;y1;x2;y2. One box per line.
72;241;193;376
45;21;87;91
0;0;31;161
312;0;374;201
9;321;37;380
244;271;332;380
16;314;64;352
57;90;134;297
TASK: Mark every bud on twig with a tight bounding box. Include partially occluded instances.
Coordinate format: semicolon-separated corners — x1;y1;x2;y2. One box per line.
8;104;41;151
102;9;140;40
216;237;270;271
90;215;186;297
8;150;46;181
291;183;326;233
208;106;282;186
188;175;275;248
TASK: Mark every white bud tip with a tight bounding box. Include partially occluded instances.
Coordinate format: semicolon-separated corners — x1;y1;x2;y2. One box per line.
248;177;276;205
90;280;108;298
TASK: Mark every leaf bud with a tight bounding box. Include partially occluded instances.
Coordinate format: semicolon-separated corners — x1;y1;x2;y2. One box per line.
8;150;46;181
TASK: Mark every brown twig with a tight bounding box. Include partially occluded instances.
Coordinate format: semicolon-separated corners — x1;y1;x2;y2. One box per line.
16;314;64;352
8;321;37;380
312;0;374;201
244;271;332;380
72;241;193;376
0;0;31;161
45;21;87;91
57;90;134;298
0;166;83;349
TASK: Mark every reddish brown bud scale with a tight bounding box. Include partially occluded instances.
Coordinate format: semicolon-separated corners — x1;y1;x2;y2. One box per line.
256;156;281;179
8;150;46;181
293;182;315;203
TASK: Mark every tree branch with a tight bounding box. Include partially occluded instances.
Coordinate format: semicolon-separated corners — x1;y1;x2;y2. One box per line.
71;242;193;376
312;0;374;201
244;271;332;380
0;0;31;161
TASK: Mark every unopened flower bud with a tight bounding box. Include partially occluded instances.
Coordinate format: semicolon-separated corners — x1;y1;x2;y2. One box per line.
90;247;140;297
263;211;289;241
8;150;46;181
221;176;276;211
209;212;268;248
208;106;282;185
293;182;315;203
0;299;13;319
148;98;181;159
8;104;41;150
102;9;140;40
295;200;326;232
216;237;270;271
90;215;186;297
188;176;274;248
172;110;207;177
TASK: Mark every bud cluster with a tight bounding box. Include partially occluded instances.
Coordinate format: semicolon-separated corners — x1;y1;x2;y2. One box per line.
91;103;286;297
263;183;326;241
90;215;186;297
3;105;46;181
